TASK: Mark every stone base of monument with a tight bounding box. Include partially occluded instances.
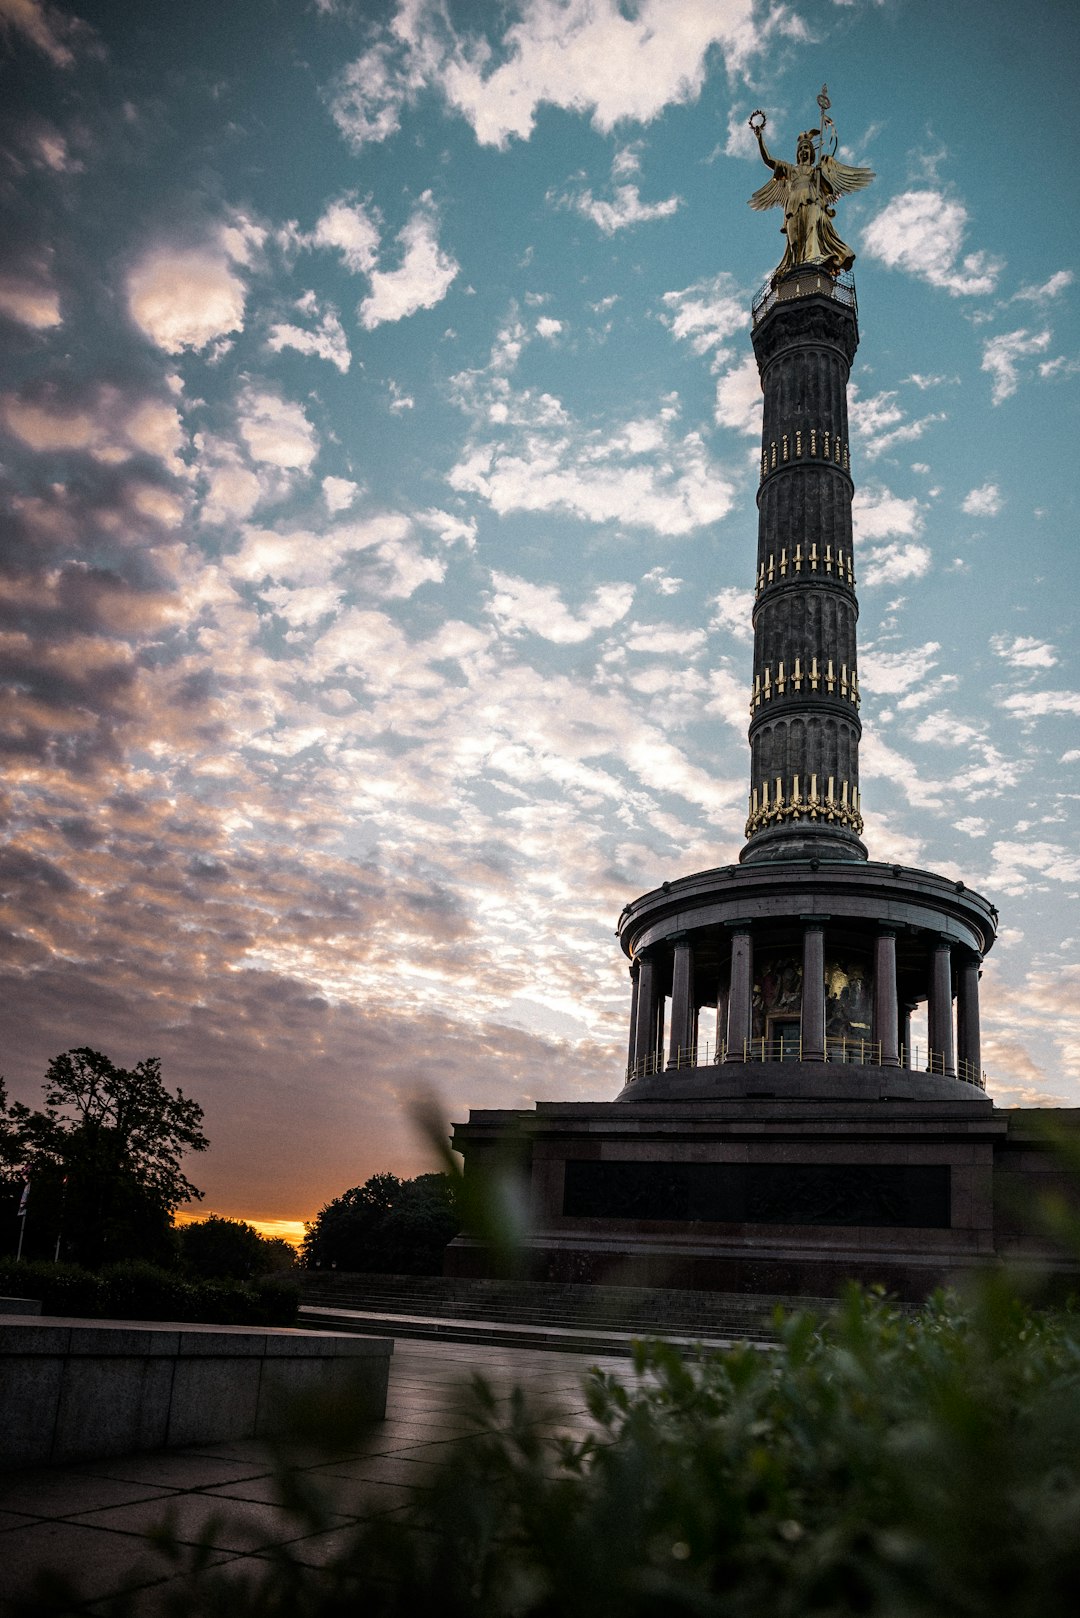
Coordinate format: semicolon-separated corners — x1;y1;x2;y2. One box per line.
447;1097;1080;1302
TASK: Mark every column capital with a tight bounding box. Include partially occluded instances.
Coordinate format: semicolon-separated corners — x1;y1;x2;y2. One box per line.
723;918;755;932
798;913;829;928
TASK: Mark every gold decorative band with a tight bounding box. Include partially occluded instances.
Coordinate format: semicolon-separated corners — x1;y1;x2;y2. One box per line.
745;774;863;838
750;659;859;712
756;544;855;594
760;427;850;482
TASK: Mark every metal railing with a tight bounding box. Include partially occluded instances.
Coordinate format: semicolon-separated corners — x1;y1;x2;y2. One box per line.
751;267;857;326
627;1036;985;1089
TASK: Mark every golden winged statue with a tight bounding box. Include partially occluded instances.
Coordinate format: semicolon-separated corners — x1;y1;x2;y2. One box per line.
748;88;874;282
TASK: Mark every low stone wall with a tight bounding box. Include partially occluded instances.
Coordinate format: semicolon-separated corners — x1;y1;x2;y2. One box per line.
0;1315;392;1470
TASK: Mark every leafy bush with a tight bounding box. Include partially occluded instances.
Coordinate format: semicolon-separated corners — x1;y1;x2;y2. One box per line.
51;1279;1080;1617
178;1214;296;1281
0;1256;298;1326
302;1171;459;1273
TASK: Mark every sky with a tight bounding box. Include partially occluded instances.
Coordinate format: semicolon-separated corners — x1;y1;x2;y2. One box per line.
1;0;1078;1233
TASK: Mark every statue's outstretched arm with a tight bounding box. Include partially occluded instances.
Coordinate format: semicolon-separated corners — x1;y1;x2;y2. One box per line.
755;128;777;171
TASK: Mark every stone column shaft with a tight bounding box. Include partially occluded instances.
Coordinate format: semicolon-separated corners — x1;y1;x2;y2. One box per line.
635;954;661;1074
956;955;982;1083
667;938;696;1068
724;928;753;1063
873;930;900;1066
801;922;825;1061
626;960;641;1073
928;939;956;1078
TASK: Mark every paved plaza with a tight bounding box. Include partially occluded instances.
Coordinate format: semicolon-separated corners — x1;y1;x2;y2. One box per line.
0;1336;627;1612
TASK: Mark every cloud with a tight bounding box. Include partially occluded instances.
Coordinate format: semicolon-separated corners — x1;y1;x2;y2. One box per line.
487;573;634;644
311;196;380;273
713;354;762;435
535;316;562;340
860;543;931;588
267;292;350;372
322;476;361;514
1014;269;1073;302
329;0;776;153
961;482;1002;517
0;0;88;67
449;397;736;537
236;390;319;473
861;190;1003;296
0;272;62;330
660;272;744;360
2;384;184;472
858;641;940;695
852;485;924;542
359;193;458;329
560;176;680;235
849;387;946;460
991;635;1057;671
127;224;260;354
999;690;1080;720
708;585;754;643
981;327;1052;404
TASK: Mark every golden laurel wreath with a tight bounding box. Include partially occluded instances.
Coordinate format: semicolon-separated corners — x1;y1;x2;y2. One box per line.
748;109;767;132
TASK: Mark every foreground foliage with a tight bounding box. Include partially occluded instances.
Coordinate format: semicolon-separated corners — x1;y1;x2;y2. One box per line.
0;1256;298;1326
53;1279;1080;1618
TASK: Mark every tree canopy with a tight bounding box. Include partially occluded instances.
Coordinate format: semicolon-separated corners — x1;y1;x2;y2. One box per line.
2;1047;207;1268
302;1172;459;1273
178;1214;296;1281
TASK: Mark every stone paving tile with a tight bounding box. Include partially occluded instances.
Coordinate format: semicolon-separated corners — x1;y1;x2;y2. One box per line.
69;1493;345;1555
0;1470;175;1520
0;1520;182;1606
307;1455;436;1489
0;1509;38;1532
79;1452;270;1490
175;1436;278;1465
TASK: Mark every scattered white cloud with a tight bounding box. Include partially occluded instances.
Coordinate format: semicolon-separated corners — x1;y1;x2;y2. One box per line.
359;192;458;329
708;585;754;643
999;690;1080;720
852;485;924;542
961;482;1001;517
237;389;319;473
267;291;350;372
536;316;562;340
323;476;361;513
991;634;1058;670
560;178;680;235
849;387;946;460
660;272;744;359
861;543;932;589
714;354;762;436
487;573;634;644
328;0;796;154
0;273;61;330
859;642;940;695
0;0;86;67
311;195;380;273
955;816;987;837
861;189;1003;296
981;327;1052;404
1014;269;1073;302
127;219;265;353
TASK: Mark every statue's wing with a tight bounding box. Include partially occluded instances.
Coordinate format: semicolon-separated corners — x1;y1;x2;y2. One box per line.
819;154;875;197
748;170;788;212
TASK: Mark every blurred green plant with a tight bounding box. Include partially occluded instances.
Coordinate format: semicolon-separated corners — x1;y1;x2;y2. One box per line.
40;1280;1076;1618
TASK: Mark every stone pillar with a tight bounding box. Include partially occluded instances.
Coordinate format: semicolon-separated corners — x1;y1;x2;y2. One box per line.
714;979;729;1063
800;920;826;1061
901;1003;915;1068
873;929;900;1067
928;937;956;1077
724;926;753;1063
667;936;696;1068
626;959;641;1074
956;953;982;1084
635;952;661;1075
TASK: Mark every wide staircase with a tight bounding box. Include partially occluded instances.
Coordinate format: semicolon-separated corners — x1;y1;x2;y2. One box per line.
299;1272;842;1354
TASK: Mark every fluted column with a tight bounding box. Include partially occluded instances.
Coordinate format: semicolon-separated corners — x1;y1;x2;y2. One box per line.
626;959;641;1074
956;953;982;1083
667;936;696;1068
873;928;900;1066
724;926;753;1063
800;919;825;1061
634;952;661;1075
928;938;956;1077
901;1002;916;1067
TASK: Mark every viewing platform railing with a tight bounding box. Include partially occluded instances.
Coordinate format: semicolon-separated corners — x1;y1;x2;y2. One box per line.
627;1035;985;1090
752;267;857;326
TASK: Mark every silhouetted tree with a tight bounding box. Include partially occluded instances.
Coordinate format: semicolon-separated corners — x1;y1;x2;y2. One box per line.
1;1048;207;1267
179;1214;296;1280
302;1172;459;1273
